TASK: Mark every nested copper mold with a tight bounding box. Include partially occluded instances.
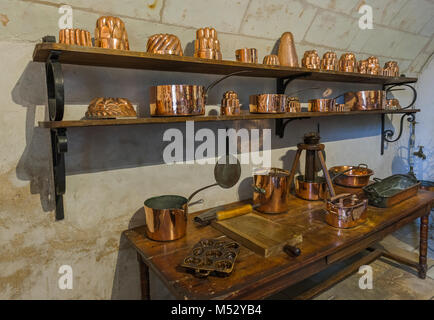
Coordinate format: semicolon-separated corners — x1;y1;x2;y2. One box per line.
146;33;183;56
339;53;357;73
344;90;385;111
95;16;129;50
221;91;240;116
358;56;382;75
326;194;368;229
150;85;206;116
194;27;222;60
250;94;287;113
253;168;291;214
263;54;280;66
86;97;136;118
235;48;258;64
302;50;321;70
383;61;400;77
59;28;92;46
321;51;338;71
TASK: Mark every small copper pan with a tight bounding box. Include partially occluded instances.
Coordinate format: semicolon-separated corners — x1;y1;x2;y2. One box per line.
329;164;374;188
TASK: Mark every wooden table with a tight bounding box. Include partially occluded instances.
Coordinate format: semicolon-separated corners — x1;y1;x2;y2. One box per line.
124;191;433;300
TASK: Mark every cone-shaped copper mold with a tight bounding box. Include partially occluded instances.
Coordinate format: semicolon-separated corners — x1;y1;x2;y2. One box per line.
383;61;399;77
263;54;280;66
86;98;136;118
278;32;299;67
194;27;222;60
95;16;130;50
146;34;183;56
339;53;357;73
302;50;321;69
235;48;258;63
321;51;338;71
221;91;241;115
59;28;92;47
358;56;382;75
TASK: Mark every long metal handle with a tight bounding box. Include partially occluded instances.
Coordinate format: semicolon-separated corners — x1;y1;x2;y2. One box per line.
205;70;252;96
283;245;301;257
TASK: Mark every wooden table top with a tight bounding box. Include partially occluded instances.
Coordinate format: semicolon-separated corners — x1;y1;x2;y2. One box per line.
124;191;434;300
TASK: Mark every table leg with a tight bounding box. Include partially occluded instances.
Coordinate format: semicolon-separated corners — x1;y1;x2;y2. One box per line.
418;213;429;279
137;253;151;300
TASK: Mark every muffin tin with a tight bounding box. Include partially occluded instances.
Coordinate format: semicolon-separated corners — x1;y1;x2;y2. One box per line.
181;239;240;278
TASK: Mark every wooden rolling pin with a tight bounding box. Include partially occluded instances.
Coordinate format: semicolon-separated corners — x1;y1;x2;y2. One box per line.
194;204;258;226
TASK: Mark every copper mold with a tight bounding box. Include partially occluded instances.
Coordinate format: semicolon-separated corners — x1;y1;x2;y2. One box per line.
181;239;240;278
287;97;301;113
278;32;299;67
321;51;338;71
150;85;206;116
253;168;291;214
383;61;400;77
339;53;357;73
385;98;401;110
59;28;92;47
144;195;188;242
235;48;258;64
308;99;335;112
302;50;321;70
86;97;136;119
95;16;129;50
250;94;287;113
194;27;222;60
295;176;327;201
358;56;382;75
345;90;385;111
326;194;368;229
146;33;183;56
263;54;280;66
221;91;240;116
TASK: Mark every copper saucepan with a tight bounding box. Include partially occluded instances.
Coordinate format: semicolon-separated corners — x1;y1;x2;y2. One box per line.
329;164;374;188
150;71;250;116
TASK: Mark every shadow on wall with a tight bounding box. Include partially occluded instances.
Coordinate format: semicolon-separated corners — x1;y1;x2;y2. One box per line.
11;62;393;214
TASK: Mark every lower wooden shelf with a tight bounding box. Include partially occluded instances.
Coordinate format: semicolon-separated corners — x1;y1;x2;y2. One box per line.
39;109;420;129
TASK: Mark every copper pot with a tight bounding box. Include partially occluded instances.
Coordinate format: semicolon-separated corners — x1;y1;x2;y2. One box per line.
329;164;374;188
344;90;385;111
308;99;335;112
235;48;258;64
295;176;327;201
250;94;287;113
253;168;290;214
325;194;368;229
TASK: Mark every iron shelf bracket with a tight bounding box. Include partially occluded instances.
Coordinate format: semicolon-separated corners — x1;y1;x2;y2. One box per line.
50;128;68;220
381;113;416;156
276;117;310;138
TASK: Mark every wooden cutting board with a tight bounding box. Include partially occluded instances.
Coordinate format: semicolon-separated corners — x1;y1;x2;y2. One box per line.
212;213;302;258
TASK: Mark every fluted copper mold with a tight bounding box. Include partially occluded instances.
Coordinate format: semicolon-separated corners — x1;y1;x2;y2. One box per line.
95;16;130;50
221;91;240;116
250;94;287;114
146;33;183;56
339;53;357;73
235;48;258;63
287;97;301;113
86;97;136;118
383;61;399;77
302;50;321;69
263;54;280;66
59;28;92;46
150;85;206;116
194;27;222;60
358;56;382;75
321;51;338;71
278;32;299;67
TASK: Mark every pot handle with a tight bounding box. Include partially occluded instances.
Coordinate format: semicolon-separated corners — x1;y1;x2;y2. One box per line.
330;167;354;181
252;185;266;194
357;163;368;168
373;178;383;183
188;199;204;207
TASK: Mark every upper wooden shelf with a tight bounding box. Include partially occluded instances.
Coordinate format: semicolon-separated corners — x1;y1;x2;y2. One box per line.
33;43;417;85
39;109;420;129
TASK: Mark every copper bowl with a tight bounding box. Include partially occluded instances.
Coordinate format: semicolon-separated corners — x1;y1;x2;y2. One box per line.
150;85;206;116
344;90;385;111
295;176;327;201
329;164;374;188
250;94;287;113
308;99;335;112
253;168;291;214
326;194;368;229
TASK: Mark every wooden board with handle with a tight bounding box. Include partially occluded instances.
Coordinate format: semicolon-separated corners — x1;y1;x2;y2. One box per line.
212;213;302;258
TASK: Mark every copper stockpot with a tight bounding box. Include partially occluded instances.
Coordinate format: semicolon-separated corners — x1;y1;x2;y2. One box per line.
308;99;335;112
295;176;328;201
250;94;287;113
253;168;291;214
325;194;368;229
344;90;385;111
144;195;189;241
329;164;374;188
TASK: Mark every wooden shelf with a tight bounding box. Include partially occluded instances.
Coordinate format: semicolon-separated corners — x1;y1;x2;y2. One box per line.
39;109;420;129
33;43;417;85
